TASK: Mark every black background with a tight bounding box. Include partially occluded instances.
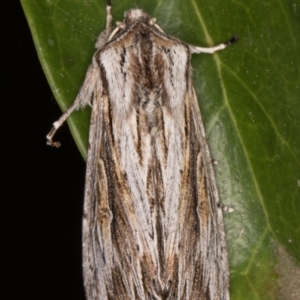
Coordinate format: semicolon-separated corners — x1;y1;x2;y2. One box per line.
3;2;86;299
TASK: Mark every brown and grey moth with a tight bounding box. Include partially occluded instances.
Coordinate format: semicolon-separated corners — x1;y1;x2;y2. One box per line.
47;1;238;299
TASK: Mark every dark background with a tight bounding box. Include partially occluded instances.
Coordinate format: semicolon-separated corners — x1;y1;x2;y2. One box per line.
3;2;86;299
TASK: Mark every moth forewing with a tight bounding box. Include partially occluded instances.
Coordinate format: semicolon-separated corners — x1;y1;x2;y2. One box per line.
47;2;238;299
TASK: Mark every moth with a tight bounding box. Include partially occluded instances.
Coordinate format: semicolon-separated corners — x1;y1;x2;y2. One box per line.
47;1;238;299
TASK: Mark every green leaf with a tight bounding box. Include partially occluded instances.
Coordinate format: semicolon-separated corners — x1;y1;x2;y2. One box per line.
21;0;300;299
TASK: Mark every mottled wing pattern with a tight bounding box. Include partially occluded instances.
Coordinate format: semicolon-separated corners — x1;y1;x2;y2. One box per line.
82;12;229;300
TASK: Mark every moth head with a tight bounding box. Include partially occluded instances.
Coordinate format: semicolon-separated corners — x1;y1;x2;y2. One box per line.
108;9;163;42
124;9;150;26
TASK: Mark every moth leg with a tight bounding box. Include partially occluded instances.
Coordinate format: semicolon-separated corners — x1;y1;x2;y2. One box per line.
47;1;113;147
46;64;99;147
189;34;239;54
46;103;80;148
95;0;114;49
105;0;113;30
